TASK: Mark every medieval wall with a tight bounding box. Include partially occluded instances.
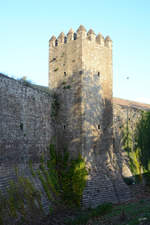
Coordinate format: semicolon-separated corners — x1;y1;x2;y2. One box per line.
0;74;52;192
1;73;150;207
1;26;150;208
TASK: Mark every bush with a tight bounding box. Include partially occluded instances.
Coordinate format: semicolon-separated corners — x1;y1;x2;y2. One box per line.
123;177;134;185
37;144;88;208
135;111;150;172
65;203;112;225
143;172;150;186
0;174;44;225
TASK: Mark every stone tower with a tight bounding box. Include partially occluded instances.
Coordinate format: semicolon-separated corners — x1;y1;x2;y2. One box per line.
49;25;130;207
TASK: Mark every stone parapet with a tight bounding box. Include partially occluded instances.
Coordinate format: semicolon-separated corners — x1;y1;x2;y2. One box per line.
49;25;112;48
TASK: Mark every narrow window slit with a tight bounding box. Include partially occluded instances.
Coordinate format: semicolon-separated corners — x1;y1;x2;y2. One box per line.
64;72;67;76
55;40;58;46
74;33;77;40
98;124;100;129
64;37;67;43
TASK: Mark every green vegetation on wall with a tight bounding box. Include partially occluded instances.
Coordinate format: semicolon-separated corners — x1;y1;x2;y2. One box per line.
122;115;142;176
0;172;43;225
37;144;88;207
0;142;88;224
135;111;150;172
122;111;150;178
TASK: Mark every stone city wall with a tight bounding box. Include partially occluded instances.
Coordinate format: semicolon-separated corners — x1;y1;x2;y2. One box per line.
0;74;52;192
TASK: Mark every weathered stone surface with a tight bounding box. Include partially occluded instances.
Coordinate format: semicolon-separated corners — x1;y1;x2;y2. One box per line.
1;26;150;208
49;27;131;207
0;74;52;193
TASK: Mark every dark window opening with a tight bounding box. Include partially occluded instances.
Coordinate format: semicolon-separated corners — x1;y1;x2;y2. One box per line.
55;40;58;46
74;33;77;40
98;72;100;77
20;123;24;131
98;124;100;129
63;125;66;129
64;37;67;43
64;72;67;76
79;70;83;75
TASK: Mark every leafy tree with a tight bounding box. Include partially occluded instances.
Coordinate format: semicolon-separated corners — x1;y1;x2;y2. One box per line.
135;111;150;171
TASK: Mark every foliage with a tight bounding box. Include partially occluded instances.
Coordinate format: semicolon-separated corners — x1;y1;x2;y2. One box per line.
142;172;150;186
65;203;112;225
37;144;88;207
123;177;134;185
63;85;71;89
0;173;44;225
122;110;150;182
21;75;28;81
128;148;142;178
135;111;150;171
65;198;150;225
19;76;33;87
122;119;142;176
54;67;59;72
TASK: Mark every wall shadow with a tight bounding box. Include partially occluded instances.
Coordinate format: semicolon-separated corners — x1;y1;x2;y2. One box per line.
50;70;131;207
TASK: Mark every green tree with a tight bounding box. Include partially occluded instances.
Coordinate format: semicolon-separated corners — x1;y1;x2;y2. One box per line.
135;111;150;171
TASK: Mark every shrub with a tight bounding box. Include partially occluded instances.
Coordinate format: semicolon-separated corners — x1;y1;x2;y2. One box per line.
37;144;88;207
54;67;59;72
65;203;112;225
123;177;134;185
0;174;44;225
135;111;150;172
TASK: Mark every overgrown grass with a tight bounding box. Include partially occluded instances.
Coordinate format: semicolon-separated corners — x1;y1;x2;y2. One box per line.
65;203;113;225
64;195;150;225
90;199;150;225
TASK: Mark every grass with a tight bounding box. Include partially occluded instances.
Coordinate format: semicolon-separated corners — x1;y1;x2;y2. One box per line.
64;198;150;225
65;203;113;225
91;198;150;225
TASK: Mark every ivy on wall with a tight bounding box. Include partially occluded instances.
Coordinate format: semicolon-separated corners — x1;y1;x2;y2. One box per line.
37;144;88;207
122;111;150;178
0;172;43;225
135;111;150;172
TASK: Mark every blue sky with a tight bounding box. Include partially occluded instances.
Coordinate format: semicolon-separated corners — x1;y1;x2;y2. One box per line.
1;0;150;103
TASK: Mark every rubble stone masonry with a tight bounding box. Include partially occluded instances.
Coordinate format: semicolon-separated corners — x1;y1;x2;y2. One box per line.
0;74;52;192
49;25;131;207
1;25;150;207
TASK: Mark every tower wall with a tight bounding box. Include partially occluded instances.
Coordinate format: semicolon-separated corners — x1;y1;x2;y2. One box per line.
81;34;113;162
49;31;83;155
49;26;131;207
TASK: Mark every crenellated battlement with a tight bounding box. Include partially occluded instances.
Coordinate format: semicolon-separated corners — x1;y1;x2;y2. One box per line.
49;25;112;48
